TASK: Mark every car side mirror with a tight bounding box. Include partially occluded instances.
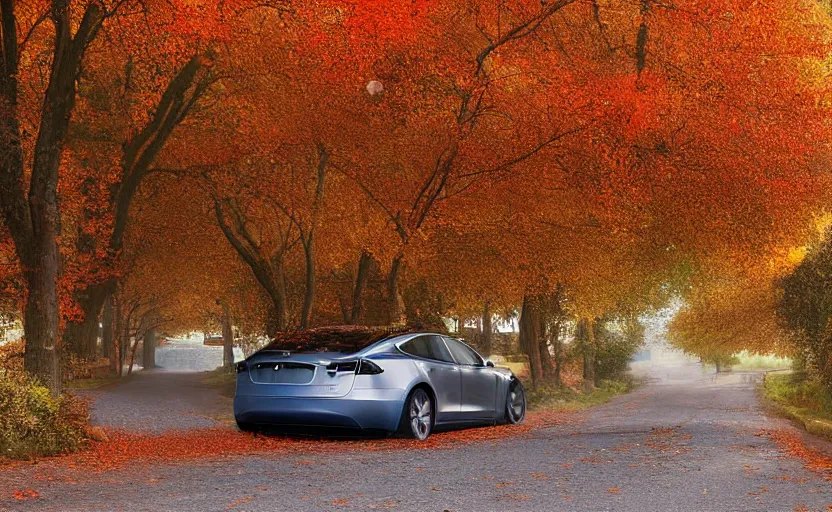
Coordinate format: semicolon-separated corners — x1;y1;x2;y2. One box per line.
485;360;495;368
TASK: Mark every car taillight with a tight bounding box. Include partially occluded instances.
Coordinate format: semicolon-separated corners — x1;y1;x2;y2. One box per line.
236;361;248;373
356;359;383;375
327;361;358;373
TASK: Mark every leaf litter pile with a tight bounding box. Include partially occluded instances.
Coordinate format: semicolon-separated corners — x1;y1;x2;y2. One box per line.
760;429;832;480
5;409;577;474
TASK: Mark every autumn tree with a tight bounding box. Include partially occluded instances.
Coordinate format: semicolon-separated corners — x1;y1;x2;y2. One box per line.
0;0;113;391
61;3;227;358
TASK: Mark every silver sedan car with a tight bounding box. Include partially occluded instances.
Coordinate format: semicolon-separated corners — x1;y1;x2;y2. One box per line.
234;331;527;440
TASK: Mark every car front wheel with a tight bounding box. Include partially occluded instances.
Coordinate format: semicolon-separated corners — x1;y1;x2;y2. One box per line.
400;388;433;440
506;379;526;424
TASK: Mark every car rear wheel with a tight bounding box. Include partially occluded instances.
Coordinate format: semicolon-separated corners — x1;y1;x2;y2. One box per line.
399;388;433;440
506;379;526;424
236;418;256;433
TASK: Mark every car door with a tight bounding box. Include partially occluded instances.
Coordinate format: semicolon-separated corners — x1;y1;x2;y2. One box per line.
444;337;497;420
398;335;461;423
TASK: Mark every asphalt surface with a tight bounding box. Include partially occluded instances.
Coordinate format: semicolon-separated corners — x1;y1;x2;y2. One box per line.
2;364;831;511
78;371;231;433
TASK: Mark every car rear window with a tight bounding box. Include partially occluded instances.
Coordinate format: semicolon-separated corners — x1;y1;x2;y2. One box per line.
261;326;417;354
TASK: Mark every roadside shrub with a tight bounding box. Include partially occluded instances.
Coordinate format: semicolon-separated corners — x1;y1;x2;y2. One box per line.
594;318;645;381
0;371;89;458
777;228;832;389
0;339;24;373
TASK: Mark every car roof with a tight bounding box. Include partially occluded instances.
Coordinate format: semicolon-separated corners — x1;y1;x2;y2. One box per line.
361;331;454;355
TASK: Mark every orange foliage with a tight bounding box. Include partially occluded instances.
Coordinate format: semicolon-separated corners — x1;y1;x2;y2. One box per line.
2;0;831;363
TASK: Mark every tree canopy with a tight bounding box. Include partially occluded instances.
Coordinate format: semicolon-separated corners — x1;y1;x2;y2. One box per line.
1;0;832;391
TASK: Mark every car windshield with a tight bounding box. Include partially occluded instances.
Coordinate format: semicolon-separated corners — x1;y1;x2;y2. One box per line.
261;326;417;354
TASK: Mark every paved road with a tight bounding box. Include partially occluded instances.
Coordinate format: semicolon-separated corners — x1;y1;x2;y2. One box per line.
2;367;831;512
78;371;232;433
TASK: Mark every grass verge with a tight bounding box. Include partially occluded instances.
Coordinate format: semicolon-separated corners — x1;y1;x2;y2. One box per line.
64;376;128;390
526;378;637;411
763;372;832;441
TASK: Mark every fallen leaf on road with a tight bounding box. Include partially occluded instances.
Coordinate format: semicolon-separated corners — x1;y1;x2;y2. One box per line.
607;487;620;494
227;497;253;510
12;489;40;501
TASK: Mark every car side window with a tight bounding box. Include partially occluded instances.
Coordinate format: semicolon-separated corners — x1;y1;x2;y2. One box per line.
400;336;455;363
400;337;432;359
426;335;455;363
445;338;483;366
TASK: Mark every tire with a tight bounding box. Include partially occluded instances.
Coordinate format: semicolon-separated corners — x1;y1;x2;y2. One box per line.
236;418;256;433
505;379;526;425
398;388;433;440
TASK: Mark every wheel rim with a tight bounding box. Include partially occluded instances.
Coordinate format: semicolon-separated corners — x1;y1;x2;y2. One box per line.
409;390;431;440
509;383;526;422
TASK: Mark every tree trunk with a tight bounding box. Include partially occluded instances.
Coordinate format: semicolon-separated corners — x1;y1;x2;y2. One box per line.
518;295;543;387
142;327;156;370
118;323;129;378
222;301;233;367
350;250;372;325
270;258;288;333
299;142;327;330
387;254;405;325
21;122;65;394
539;313;555;380
215;200;288;335
300;239;315;329
102;294;113;359
22;266;61;392
579;317;596;392
127;332;141;375
113;294;122;375
482;301;493;357
552;319;563;387
64;285;110;358
63;281;113;358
